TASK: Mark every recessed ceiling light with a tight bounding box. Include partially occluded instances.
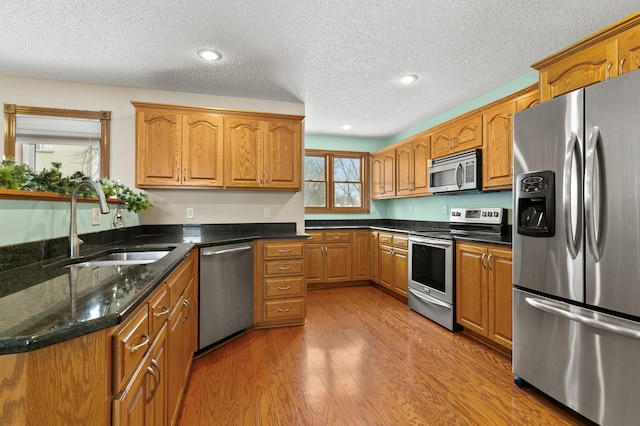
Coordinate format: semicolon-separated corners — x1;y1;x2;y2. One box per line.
341;125;352;130
197;49;222;61
399;74;418;85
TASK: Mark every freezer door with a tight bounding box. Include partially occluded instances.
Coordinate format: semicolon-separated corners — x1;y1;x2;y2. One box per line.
585;69;640;317
513;90;584;302
513;288;640;426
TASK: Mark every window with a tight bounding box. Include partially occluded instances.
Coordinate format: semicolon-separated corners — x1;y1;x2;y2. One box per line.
304;149;370;213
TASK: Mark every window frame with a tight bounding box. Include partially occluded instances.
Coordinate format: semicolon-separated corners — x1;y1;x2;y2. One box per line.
304;149;370;214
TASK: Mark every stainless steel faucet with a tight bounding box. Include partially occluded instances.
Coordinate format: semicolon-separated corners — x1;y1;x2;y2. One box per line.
69;180;110;258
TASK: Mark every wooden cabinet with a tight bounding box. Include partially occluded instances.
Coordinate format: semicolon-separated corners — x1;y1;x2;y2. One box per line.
133;103;224;188
166;251;198;426
305;230;352;286
352;230;370;281
371;148;396;199
133;102;303;190
255;239;306;326
456;242;513;352
377;232;409;297
396;132;431;197
369;231;379;283
533;13;640;101
431;114;482;159
224;116;302;190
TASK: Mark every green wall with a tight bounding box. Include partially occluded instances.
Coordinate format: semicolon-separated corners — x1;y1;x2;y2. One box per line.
305;71;538;223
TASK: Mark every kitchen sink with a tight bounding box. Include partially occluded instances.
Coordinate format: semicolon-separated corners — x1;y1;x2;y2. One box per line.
64;249;172;268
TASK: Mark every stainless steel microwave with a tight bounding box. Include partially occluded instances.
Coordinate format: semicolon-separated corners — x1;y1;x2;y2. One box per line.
428;149;481;193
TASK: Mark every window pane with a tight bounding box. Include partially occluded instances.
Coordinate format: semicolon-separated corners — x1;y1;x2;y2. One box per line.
304;182;326;207
334;183;362;207
333;157;360;182
304;156;325;180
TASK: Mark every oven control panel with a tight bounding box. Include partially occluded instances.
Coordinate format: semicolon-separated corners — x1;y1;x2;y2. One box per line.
450;207;506;225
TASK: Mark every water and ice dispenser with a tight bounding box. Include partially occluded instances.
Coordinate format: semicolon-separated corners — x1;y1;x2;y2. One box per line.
516;170;555;237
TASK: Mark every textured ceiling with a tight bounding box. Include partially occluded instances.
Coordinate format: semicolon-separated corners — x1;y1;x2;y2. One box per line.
1;1;639;139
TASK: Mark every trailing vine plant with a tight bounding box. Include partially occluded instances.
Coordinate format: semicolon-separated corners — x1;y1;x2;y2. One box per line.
0;159;151;213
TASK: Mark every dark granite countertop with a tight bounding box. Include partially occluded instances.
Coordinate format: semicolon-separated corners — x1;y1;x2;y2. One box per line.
0;223;306;355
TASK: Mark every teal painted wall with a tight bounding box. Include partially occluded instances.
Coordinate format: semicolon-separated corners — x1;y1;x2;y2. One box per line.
304;71;538;222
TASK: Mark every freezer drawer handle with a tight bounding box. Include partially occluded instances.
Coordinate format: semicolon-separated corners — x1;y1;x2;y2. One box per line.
525;297;640;340
201;246;252;256
409;288;451;310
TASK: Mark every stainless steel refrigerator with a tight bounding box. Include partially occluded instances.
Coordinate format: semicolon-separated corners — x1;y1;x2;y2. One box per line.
513;69;640;426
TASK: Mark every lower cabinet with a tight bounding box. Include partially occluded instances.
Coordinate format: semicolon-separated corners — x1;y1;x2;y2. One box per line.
369;231;379;282
377;232;409;297
254;239;306;326
455;242;513;352
113;250;198;426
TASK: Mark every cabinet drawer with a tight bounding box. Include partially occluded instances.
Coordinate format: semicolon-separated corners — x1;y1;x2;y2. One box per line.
324;231;352;242
148;284;169;342
264;276;305;298
379;233;393;245
264;298;305;321
264;259;304;276
393;235;409;249
113;305;150;393
167;255;194;309
263;242;304;259
305;231;324;243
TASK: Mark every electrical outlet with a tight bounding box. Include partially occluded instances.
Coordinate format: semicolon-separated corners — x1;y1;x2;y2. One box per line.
442;204;449;215
371;204;376;214
264;207;271;218
409;205;414;215
91;208;100;226
186;207;194;219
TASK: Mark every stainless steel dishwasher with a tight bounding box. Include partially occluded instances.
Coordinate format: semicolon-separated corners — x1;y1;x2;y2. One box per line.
199;242;254;350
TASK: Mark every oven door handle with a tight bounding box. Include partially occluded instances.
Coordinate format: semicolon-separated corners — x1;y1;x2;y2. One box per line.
409;237;452;248
409;288;452;310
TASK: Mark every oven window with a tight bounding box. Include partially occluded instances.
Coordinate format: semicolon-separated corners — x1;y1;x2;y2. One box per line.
411;244;446;292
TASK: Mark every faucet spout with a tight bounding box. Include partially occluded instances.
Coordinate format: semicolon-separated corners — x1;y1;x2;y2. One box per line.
69;180;111;258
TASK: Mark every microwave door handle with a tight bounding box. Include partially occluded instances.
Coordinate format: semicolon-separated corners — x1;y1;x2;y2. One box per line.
455;163;464;189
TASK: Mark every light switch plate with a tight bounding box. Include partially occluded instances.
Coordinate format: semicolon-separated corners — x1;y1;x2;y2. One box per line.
186;207;194;219
91;208;100;226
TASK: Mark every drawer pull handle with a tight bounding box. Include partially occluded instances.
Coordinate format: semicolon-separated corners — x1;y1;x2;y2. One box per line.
277;285;292;291
277;249;292;253
278;266;292;271
277;307;291;312
153;306;169;317
332;236;342;239
129;333;150;353
146;366;158;402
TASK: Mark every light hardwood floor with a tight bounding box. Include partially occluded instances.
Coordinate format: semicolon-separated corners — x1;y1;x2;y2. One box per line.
178;286;592;425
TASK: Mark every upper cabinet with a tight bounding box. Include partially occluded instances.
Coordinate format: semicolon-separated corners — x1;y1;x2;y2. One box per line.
371;148;396;199
133;102;303;190
396;132;430;197
534;12;640;101
430;114;482;159
225;117;302;190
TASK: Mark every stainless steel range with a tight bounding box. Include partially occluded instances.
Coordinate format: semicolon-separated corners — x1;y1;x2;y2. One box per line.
408;207;506;331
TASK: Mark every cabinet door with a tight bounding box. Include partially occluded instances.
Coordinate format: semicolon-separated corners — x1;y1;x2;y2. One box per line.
181;113;224;187
263;120;302;189
488;248;513;350
136;109;181;187
381;150;396;198
452;115;482;153
167;296;186;426
146;330;167;426
619;25;640;74
392;249;408;297
456;244;488;336
352;231;369;280
371;154;384;199
378;246;394;289
305;244;325;284
411;136;430;195
224;117;263;188
538;38;618;101
515;87;539;112
369;232;379;283
431;127;453;159
325;243;352;282
396;143;412;196
482;101;515;190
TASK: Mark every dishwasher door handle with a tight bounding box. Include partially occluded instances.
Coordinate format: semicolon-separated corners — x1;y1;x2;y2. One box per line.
201;246;252;256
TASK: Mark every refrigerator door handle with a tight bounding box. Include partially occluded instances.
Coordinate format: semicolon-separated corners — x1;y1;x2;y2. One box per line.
525;297;640;340
585;126;603;262
563;132;583;259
